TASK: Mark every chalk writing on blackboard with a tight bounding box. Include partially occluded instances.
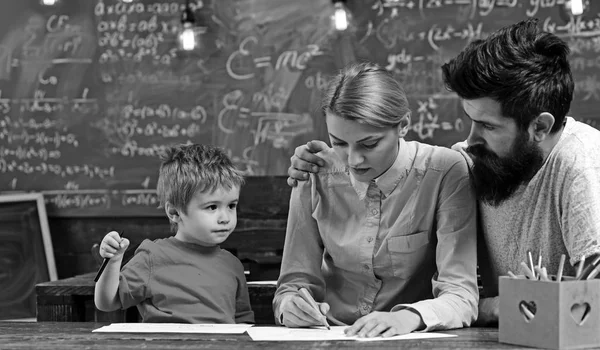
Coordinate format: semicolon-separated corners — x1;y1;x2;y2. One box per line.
0;0;599;216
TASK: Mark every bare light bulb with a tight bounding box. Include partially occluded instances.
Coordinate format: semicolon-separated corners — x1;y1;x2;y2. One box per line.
41;0;58;5
333;2;349;31
121;0;134;3
179;25;196;51
570;0;584;15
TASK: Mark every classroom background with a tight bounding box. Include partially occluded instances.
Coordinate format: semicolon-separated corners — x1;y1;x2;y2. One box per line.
0;0;599;323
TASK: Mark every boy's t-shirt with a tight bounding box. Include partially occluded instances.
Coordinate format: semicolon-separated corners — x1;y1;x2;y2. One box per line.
118;236;254;324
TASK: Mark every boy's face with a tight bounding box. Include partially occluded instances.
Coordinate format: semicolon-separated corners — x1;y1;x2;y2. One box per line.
174;185;240;246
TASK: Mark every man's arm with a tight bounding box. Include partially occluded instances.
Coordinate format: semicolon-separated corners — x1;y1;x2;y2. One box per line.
475;297;499;326
287;141;330;186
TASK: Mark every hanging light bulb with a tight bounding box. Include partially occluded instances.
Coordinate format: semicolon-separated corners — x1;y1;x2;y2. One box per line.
569;0;584;15
332;1;350;31
121;0;134;3
178;0;197;51
41;0;58;5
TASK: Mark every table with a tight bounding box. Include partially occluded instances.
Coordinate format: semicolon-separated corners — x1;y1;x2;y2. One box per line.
0;322;527;349
36;272;277;324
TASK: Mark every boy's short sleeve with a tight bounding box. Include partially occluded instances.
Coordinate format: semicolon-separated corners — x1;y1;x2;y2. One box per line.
234;260;255;324
118;242;152;310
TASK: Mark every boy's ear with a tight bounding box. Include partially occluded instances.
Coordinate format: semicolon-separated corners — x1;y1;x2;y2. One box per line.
164;202;181;223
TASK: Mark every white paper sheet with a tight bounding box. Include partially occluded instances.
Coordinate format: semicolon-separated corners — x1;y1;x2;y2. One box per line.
246;326;457;341
247;281;277;285
92;323;254;334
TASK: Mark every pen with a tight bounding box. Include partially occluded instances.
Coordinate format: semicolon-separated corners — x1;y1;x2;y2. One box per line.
578;254;600;280
520;303;535;321
297;287;330;330
586;266;600;280
556;254;565;282
520;261;536;280
94;231;125;282
575;255;586;280
528;251;536;279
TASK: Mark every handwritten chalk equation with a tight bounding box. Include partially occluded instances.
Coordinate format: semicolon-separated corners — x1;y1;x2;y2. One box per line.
542;16;600;38
217;90;314;147
372;0;518;18
0;160;115;179
575;75;600;101
0;146;61;162
95;0;204;17
121;103;207;122
226;37;324;80
376;21;483;50
0;89;98;115
410;97;465;140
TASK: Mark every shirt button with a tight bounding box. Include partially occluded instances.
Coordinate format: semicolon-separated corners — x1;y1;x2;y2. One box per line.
363;264;370;271
362;305;370;311
372;209;379;215
367;237;373;243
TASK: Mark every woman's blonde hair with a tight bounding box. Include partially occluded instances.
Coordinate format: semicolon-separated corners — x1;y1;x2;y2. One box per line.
322;62;411;128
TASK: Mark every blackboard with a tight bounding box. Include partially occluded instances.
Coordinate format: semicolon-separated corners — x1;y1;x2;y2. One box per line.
0;193;56;320
0;0;598;217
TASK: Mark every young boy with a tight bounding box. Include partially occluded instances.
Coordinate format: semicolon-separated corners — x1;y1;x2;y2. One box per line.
94;143;254;324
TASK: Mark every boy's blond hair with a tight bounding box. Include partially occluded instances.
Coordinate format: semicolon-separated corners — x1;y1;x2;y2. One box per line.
157;144;244;230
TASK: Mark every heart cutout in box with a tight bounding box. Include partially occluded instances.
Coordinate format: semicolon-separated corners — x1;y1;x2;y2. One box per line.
519;300;537;322
570;302;591;325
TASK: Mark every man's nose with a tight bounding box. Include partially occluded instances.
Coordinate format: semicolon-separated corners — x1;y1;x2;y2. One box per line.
466;123;484;147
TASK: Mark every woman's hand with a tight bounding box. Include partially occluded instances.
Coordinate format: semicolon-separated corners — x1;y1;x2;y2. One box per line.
280;294;331;328
344;309;424;338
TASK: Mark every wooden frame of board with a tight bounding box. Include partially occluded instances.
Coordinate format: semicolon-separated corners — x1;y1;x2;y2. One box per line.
0;192;57;281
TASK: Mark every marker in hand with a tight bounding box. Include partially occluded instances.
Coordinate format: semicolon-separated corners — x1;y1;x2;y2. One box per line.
297;287;330;330
94;231;125;282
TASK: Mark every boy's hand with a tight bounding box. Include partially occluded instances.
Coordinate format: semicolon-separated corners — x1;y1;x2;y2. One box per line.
287;140;329;187
280;294;331;328
99;231;129;259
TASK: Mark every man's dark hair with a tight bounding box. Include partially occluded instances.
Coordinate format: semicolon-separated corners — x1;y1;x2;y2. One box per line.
442;18;574;132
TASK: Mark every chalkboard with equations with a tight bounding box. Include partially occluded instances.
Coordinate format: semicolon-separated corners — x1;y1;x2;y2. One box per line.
0;0;599;217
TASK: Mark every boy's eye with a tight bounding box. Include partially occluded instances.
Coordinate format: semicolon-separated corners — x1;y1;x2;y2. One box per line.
229;203;237;209
482;124;495;131
332;141;347;147
206;205;217;210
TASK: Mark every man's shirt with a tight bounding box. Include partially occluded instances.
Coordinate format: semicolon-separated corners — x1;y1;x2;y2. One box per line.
476;117;600;296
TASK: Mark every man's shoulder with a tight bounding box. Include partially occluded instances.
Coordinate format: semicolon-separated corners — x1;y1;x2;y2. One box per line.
410;141;469;173
551;119;600;168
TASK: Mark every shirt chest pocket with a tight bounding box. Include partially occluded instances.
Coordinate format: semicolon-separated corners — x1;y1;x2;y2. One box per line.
387;231;430;279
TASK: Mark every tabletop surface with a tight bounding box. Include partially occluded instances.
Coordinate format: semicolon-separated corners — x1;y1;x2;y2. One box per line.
0;322;532;349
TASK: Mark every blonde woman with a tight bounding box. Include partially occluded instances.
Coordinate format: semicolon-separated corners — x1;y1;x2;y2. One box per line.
274;62;479;338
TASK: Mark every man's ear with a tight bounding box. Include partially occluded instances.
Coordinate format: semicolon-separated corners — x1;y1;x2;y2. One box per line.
531;113;555;142
164;202;181;224
398;112;411;138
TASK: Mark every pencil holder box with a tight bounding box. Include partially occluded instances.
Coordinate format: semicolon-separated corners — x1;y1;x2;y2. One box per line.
499;276;600;349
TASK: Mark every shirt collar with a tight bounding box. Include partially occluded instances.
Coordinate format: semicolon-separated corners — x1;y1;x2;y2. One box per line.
350;139;412;200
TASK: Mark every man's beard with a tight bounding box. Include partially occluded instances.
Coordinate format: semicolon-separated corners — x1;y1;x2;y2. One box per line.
467;131;544;206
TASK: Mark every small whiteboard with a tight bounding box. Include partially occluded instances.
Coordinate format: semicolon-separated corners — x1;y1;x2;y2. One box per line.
0;193;57;320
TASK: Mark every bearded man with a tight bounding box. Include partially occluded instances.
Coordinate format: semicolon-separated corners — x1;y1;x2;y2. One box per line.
284;19;600;326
